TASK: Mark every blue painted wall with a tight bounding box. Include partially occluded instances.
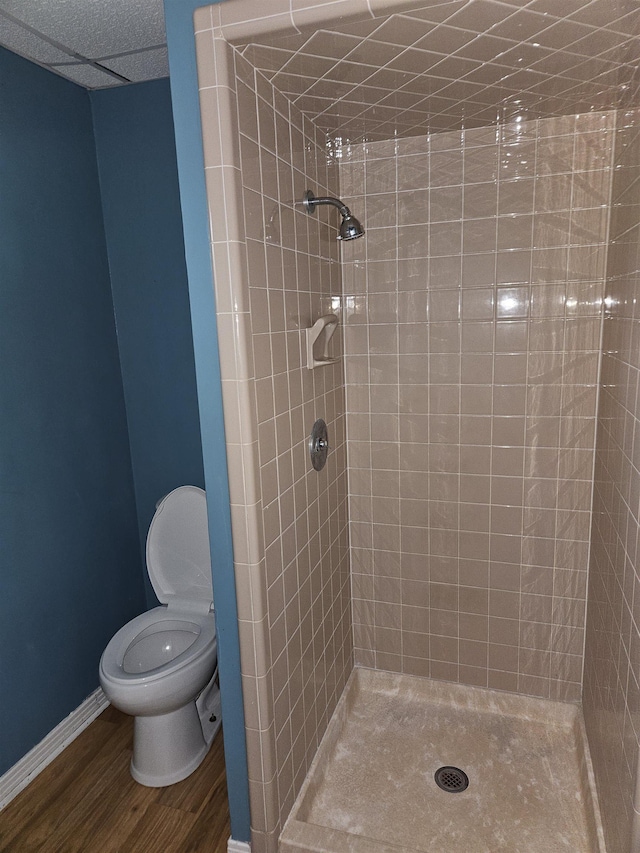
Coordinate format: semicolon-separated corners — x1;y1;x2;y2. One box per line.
0;46;145;775
163;0;251;841
90;79;204;606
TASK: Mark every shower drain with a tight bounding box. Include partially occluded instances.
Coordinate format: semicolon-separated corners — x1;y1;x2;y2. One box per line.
434;766;469;793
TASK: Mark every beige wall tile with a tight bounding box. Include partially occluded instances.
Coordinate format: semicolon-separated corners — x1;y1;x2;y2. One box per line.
197;29;354;850
583;107;640;853
342;111;613;697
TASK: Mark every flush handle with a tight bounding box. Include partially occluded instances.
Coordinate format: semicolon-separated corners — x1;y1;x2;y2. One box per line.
310;419;329;471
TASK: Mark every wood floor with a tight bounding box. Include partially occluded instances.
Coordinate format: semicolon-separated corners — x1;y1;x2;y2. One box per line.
0;706;231;852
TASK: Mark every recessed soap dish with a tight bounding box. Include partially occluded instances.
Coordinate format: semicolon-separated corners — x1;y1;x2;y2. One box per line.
306;314;339;369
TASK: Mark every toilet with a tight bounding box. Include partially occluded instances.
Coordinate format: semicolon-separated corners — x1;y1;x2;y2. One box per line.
99;485;221;787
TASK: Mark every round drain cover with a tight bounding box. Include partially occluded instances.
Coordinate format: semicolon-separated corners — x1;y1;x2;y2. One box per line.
434;766;469;793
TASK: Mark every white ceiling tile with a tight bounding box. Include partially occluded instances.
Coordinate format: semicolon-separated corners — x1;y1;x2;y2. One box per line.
0;0;165;58
100;47;169;82
49;62;122;88
0;13;71;63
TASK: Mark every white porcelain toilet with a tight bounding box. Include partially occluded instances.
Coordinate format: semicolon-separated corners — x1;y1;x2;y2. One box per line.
99;485;221;787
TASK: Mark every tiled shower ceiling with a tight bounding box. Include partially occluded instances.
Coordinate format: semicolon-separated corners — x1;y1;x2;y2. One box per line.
0;0;167;88
233;0;640;141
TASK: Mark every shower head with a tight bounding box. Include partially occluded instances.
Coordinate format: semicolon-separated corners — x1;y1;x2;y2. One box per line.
303;190;365;241
338;211;365;242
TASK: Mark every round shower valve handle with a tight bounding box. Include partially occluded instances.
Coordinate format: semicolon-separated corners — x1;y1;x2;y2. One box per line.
310;419;330;471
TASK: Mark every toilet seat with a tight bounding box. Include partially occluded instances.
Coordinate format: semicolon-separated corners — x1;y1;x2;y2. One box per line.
146;485;213;614
100;606;217;684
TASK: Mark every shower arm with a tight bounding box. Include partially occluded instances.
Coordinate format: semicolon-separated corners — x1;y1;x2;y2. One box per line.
303;191;351;218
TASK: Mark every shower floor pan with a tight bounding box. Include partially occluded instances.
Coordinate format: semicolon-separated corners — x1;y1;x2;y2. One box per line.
280;668;605;853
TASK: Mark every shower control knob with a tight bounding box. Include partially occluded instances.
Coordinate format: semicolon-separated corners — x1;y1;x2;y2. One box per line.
310;419;329;471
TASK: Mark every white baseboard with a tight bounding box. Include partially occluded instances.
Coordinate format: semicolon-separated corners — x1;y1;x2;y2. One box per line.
227;840;251;852
0;687;109;810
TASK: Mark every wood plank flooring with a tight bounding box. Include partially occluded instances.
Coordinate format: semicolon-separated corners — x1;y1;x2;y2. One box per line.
0;706;230;853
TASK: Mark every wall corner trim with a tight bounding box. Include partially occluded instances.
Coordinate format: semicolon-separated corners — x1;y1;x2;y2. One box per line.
227;840;251;852
0;687;108;810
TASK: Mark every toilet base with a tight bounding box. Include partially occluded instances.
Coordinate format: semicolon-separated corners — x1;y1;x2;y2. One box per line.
130;680;222;787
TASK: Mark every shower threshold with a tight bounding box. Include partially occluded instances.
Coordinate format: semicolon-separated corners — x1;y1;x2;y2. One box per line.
280;668;605;853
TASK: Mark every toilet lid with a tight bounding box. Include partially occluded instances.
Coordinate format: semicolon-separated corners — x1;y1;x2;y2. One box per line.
146;486;213;611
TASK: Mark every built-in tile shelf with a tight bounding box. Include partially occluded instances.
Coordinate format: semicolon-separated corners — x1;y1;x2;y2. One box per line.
306;314;339;369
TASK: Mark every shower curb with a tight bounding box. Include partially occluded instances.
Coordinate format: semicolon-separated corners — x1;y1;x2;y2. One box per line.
0;687;108;810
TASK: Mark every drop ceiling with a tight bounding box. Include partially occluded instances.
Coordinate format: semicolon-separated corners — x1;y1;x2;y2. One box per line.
232;0;640;141
0;0;168;88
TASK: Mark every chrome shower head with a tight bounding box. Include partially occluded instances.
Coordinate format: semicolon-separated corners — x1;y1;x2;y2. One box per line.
303;190;365;241
338;211;365;241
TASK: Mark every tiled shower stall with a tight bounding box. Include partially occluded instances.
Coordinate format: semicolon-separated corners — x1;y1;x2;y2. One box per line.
193;0;640;850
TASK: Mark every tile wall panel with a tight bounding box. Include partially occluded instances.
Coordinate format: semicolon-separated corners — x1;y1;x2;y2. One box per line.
583;106;640;853
341;111;614;701
196;25;352;853
236;53;353;845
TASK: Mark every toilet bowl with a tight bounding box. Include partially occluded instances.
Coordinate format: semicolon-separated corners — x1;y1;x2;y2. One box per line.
99;486;221;787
